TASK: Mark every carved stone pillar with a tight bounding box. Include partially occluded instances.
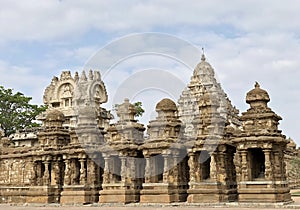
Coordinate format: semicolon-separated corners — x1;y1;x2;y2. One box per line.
103;156;110;184
64;159;71;185
162;155;169;183
263;149;272;180
218;152;227;182
87;158;97;185
145;157;151;183
280;151;287;180
128;156;136;182
233;151;241;182
188;153;196;182
79;158;86;185
43;160;50;186
210;153;217;180
173;155;180;183
53;161;61;185
120;156;126;182
29;160;37;186
273;151;280;180
241;150;248;181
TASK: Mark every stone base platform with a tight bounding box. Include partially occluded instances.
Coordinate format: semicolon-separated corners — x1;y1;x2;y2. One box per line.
60;185;99;205
0;186;59;204
140;183;187;203
238;181;292;203
99;183;140;203
187;182;237;203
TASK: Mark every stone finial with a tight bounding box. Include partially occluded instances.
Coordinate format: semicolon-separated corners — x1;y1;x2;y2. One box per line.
88;70;93;81
80;71;87;82
94;71;101;80
255;81;260;88
51;76;59;85
201;47;206;61
74;72;79;82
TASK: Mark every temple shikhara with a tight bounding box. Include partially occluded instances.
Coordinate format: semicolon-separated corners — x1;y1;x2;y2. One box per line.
0;53;299;204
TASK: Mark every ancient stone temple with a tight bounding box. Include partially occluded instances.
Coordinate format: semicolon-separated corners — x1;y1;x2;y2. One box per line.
0;53;297;205
100;98;145;203
232;82;291;202
178;54;240;203
140;98;187;203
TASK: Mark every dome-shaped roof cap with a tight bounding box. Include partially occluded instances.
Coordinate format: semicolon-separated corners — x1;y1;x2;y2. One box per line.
193;53;215;77
46;109;65;121
155;98;177;112
246;82;270;104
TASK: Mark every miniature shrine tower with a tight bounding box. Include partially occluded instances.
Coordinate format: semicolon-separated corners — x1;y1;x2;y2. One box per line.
232;82;291;203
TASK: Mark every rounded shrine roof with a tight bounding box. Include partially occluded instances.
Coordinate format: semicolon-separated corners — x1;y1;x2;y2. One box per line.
46;109;65;121
193;53;215;77
246;82;270;104
155;98;177;112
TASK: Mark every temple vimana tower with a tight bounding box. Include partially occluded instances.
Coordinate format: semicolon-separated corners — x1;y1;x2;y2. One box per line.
0;53;299;204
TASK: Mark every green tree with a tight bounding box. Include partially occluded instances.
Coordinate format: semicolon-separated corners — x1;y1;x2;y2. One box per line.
133;101;145;117
0;85;47;136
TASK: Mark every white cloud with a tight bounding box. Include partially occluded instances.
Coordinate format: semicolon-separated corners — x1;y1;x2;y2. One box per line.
0;60;49;104
0;1;300;42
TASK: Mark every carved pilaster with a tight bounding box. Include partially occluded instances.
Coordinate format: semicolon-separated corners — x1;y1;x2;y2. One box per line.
79;158;86;185
188;153;196;182
218;152;227;182
234;151;241;182
173;155;180;183
53;161;61;185
145;157;151;183
273;151;281;180
241;150;248;181
263;149;272;180
129;157;136;182
64;159;71;185
103;156;110;184
120;156;126;182
29;160;37;186
43;160;50;186
210;153;217;180
87;158;97;185
162;155;169;183
281;151;287;180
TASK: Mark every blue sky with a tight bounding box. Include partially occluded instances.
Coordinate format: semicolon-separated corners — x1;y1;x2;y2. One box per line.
0;0;300;144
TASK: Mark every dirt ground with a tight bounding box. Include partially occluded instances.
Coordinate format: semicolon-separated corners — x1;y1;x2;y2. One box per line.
0;207;296;210
1;203;300;210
